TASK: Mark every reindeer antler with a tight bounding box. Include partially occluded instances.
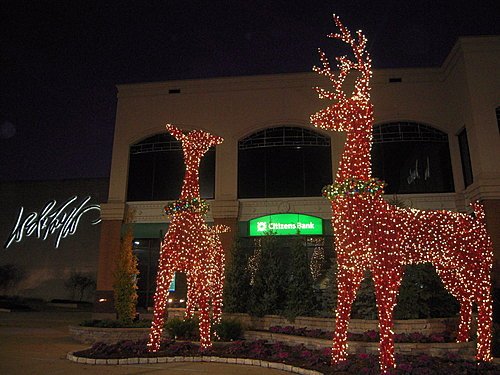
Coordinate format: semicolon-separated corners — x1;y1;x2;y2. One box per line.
166;124;186;141
311;15;373;131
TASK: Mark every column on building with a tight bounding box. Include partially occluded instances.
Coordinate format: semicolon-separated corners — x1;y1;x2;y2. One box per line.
93;202;125;315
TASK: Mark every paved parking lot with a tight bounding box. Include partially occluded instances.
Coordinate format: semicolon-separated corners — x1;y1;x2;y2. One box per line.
0;310;289;375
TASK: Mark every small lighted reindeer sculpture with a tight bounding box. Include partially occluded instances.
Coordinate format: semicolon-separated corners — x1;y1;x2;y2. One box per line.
148;124;227;352
311;15;493;373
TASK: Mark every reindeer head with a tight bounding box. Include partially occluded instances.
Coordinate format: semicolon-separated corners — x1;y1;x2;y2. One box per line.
310;15;373;133
166;124;223;160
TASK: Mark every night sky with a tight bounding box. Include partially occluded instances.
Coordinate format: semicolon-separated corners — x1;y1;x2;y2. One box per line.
1;1;498;182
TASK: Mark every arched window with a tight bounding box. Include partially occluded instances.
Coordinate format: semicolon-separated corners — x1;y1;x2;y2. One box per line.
127;133;216;201
238;126;332;198
372;122;454;194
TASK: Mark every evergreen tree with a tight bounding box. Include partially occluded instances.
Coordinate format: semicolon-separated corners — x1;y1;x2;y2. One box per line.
395;264;459;319
351;271;377;319
285;236;316;320
223;236;252;313
113;223;139;324
248;235;287;317
320;260;338;317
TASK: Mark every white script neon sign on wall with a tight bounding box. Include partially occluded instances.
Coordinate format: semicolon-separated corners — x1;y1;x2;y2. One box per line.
4;195;101;249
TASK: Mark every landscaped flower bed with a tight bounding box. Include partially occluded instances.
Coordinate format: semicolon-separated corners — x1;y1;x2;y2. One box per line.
72;338;500;374
268;326;459;343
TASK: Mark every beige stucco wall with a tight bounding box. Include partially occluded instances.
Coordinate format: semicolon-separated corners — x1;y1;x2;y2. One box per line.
102;35;500;229
108;35;500;212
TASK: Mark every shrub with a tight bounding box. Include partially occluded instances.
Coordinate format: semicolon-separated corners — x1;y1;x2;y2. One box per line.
0;264;24;293
284;237;317;321
395;264;459;319
351;270;377;319
65;272;96;301
164;317;199;340
248;235;288;317
223;236;252;313
213;318;244;341
113;221;139;324
347;264;459;320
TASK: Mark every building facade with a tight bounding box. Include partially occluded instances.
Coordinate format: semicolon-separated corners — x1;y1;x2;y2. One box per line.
95;36;500;313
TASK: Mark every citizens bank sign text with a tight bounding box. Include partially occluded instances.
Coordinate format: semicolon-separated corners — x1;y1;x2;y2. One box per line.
249;213;323;236
4;195;101;249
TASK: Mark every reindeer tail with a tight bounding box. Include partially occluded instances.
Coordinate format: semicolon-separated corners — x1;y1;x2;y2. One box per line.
471;201;486;224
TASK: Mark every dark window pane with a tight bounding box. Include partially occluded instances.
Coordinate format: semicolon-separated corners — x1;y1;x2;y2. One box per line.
304;147;333;196
199;150;216;199
127;133;216;201
152;152;184;201
238;127;332;198
457;128;473;188
238;149;266;198
266;147;304;197
127;153;155;201
372;122;454;194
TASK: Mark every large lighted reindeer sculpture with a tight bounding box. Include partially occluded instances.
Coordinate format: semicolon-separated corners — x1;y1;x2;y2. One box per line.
148;124;227;352
311;15;493;373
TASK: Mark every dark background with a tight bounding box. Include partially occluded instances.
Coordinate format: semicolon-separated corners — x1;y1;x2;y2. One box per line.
1;0;498;181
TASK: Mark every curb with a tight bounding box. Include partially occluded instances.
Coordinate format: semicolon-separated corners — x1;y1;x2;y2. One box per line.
66;352;323;375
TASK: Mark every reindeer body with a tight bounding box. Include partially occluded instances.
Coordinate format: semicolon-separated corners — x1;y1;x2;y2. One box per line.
312;16;493;373
148;125;225;352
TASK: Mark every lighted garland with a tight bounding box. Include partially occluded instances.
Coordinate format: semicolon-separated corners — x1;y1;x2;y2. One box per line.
322;178;385;200
311;15;493;374
164;198;209;216
148;124;226;353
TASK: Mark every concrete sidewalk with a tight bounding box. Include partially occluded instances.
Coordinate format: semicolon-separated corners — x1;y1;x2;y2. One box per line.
0;310;290;375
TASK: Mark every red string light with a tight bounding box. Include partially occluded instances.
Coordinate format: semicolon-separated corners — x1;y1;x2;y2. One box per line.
311;15;493;373
148;124;226;352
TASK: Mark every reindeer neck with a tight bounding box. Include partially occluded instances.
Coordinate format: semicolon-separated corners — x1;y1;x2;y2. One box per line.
336;127;373;182
180;158;202;199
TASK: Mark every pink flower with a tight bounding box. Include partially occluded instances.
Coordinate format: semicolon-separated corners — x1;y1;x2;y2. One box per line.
358;353;370;360
277;351;289;359
321;347;332;356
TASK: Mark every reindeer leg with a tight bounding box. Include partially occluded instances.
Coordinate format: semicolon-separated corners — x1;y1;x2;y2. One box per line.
456;298;473;342
198;295;212;350
331;266;364;365
148;266;175;352
436;268;473;343
372;266;403;373
185;274;196;320
211;245;225;325
475;278;493;362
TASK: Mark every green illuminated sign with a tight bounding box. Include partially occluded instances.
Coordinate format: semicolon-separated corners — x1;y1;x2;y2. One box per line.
168;274;176;292
249;213;323;236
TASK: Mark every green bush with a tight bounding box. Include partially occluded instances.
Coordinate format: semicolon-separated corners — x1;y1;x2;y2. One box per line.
318;262;337;318
395;264;459;319
213;319;244;341
113;223;139;324
284;237;317;321
223;236;252;313
351;270;377;320
0;264;24;293
248;235;288;317
326;262;458;320
65;272;96;301
164;317;199;340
